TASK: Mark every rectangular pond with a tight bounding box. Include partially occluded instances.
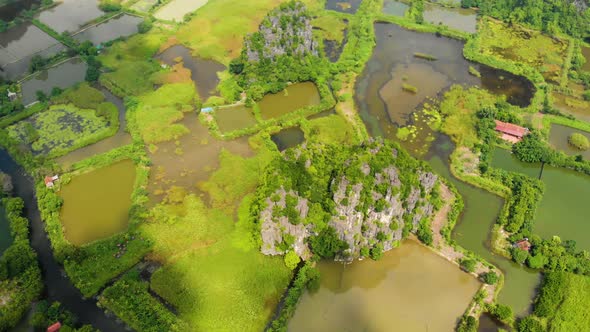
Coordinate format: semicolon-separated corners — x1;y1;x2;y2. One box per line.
549;123;590;159
258;82;321;120
382;0;408;16
0;22;65;80
270;127;304;152
492;148;590;251
73;14;143;45
424;3;477;34
288;240;481;331
21;57;87;105
59;159;136;245
213;105;257;133
154;0;208;21
36;0;103;34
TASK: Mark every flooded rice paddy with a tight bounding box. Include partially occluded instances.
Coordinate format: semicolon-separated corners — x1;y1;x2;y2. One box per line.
147;112;252;204
213;105;257;133
73;14;143;45
270;127;305;151
21;57;87;105
258;82;321;120
382;0;408;16
325;0;362;14
156;45;225;101
36;0;103;33
549;123;590;159
492;148;590;251
423;3;477;34
154;0;208;21
0;206;12;255
59;159;136;246
0;22;65;80
288;240;481;332
428;137;540;316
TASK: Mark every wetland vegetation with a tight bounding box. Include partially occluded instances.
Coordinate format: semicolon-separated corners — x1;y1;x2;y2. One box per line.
1;0;590;331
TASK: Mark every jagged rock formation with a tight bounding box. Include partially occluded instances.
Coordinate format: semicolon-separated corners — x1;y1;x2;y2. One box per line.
244;1;318;62
254;139;440;262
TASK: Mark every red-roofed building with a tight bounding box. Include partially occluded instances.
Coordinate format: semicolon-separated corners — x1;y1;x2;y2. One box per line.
44;175;59;188
514;238;532;252
495;120;529;143
47;322;61;332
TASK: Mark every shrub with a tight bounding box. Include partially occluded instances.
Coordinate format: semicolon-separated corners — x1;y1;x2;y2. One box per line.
460;258;476;273
489;303;513;322
567;133;590;151
284;251;300;270
309;227;347;259
481;271;498;285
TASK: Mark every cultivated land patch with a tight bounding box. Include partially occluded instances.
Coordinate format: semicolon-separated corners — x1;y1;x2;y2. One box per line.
477;19;568;84
154;0;208;21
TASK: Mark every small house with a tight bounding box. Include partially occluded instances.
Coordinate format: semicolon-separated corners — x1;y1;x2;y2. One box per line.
7;90;17;102
44;175;59;188
494;120;529;143
514;238;531;252
47;322;61;332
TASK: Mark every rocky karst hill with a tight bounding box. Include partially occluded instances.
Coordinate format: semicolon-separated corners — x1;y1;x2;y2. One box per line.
251;139;442;262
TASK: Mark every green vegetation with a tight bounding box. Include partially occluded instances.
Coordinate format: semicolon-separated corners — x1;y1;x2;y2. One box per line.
567;132;589;150
402;83;418;94
98;270;185;331
413;52;437;61
521;271;590;331
7;104;118;158
0;198;43;331
30;301;97;331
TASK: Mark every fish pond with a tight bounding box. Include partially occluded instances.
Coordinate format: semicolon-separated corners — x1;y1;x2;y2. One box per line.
355;22;533;155
0;22;65;80
73;14;143;45
21;57;87;105
156;45;225;101
258;82;321;120
325;0;361;13
0;0;40;21
59;159;136;246
423;3;477;34
549;123;590;159
288;240;480;332
0;206;12;256
270;127;305;151
154;0;208;21
213;105;257;133
428;137;540;316
492;148;590;251
382;0;408;16
36;0;103;33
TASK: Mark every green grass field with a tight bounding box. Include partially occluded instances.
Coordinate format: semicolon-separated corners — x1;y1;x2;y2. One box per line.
303;113;355;145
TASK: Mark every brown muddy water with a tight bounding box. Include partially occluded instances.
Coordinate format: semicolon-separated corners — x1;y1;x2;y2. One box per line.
36;0;103;33
21;57;87;105
0;22;65;80
288;240;480;332
73;14;142;45
147;111;253;204
0;0;40;22
258;82;321;120
213;105;257;133
549;123;590;159
270;127;304;151
424;3;477;34
156;45;226;101
325;0;362;13
56;86;132;168
356;23;534;155
59;159;136;246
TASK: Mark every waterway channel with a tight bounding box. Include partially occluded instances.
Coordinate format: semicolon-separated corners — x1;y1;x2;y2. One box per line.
0;150;127;331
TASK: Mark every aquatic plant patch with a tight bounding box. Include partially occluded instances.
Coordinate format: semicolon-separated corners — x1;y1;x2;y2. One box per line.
7;104;117;157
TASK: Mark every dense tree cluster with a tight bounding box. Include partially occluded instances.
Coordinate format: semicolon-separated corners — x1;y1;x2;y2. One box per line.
462;0;590;38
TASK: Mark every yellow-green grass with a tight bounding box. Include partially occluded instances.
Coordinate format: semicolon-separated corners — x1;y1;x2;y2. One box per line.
100;31;168;68
150;236;291;332
478;19;568;83
133;83;196;144
312;14;347;43
7;104;117;157
52;83;106;110
303;113;355;145
438;85;498;148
